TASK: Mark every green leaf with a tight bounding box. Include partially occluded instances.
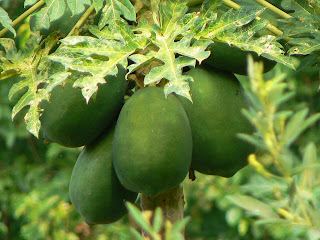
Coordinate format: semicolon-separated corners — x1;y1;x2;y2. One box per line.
66;0;91;15
237;133;266;150
0;33;59;138
129;0;211;100
152;207;163;233
30;0;67;31
288;34;320;55
0;7;16;37
98;0;136;29
129;228;144;240
47;0;67;22
200;6;265;39
282;109;320;147
25;0;39;7
227;194;280;219
300;142;318;190
73;75;106;104
172;217;190;232
126;202;158;239
49;20;149;101
92;0;107;12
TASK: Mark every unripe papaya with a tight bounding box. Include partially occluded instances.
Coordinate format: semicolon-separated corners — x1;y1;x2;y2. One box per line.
178;67;255;177
69;127;137;225
113;87;192;196
204;42;276;75
40;67;126;148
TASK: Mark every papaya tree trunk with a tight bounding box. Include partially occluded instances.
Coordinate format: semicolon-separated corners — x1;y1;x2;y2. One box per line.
140;184;185;237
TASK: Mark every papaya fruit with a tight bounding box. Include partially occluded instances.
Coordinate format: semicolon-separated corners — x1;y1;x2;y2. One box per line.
204;42;276;75
40;66;126;148
112;87;192;196
69;127;137;225
177;66;255;177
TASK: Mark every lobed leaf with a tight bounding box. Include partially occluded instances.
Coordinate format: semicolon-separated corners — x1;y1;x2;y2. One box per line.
98;0;136;30
66;0;91;15
200;6;265;39
0;7;16;37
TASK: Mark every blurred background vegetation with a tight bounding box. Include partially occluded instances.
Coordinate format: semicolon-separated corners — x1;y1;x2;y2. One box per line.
1;1;320;240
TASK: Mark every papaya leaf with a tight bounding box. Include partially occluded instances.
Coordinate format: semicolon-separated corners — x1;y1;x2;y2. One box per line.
128;0;211;100
288;34;320;55
218;28;295;69
0;7;16;37
25;0;39;7
197;4;296;69
92;0;105;12
98;0;136;30
66;0;91;15
49;20;148;102
276;0;320;58
30;0;67;31
281;0;318;18
0;33;60;137
199;6;265;39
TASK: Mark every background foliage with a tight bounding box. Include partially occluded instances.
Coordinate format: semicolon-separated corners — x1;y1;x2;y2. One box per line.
1;0;320;239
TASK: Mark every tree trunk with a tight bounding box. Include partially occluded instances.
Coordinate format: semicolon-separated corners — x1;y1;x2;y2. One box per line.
140;184;185;237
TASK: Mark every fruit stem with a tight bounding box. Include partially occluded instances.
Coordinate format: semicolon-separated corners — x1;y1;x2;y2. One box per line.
0;0;46;37
140;184;185;237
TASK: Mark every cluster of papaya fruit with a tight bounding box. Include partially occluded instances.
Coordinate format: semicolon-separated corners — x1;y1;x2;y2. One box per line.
38;42;272;224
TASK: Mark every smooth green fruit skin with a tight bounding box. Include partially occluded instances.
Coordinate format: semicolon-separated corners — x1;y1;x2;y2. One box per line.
113;87;192;196
204;42;276;75
178;67;255;177
69;128;137;225
40;67;126;148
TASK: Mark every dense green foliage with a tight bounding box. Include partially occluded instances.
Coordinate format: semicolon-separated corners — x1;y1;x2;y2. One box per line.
113;87;192;196
1;0;320;239
69;127;137;225
204;42;277;75
178;66;254;177
40;67;126;148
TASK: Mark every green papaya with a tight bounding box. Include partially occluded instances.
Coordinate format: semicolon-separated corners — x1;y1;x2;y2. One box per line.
204;42;276;75
40;67;126;148
112;87;192;196
69;127;137;225
178;67;255;177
